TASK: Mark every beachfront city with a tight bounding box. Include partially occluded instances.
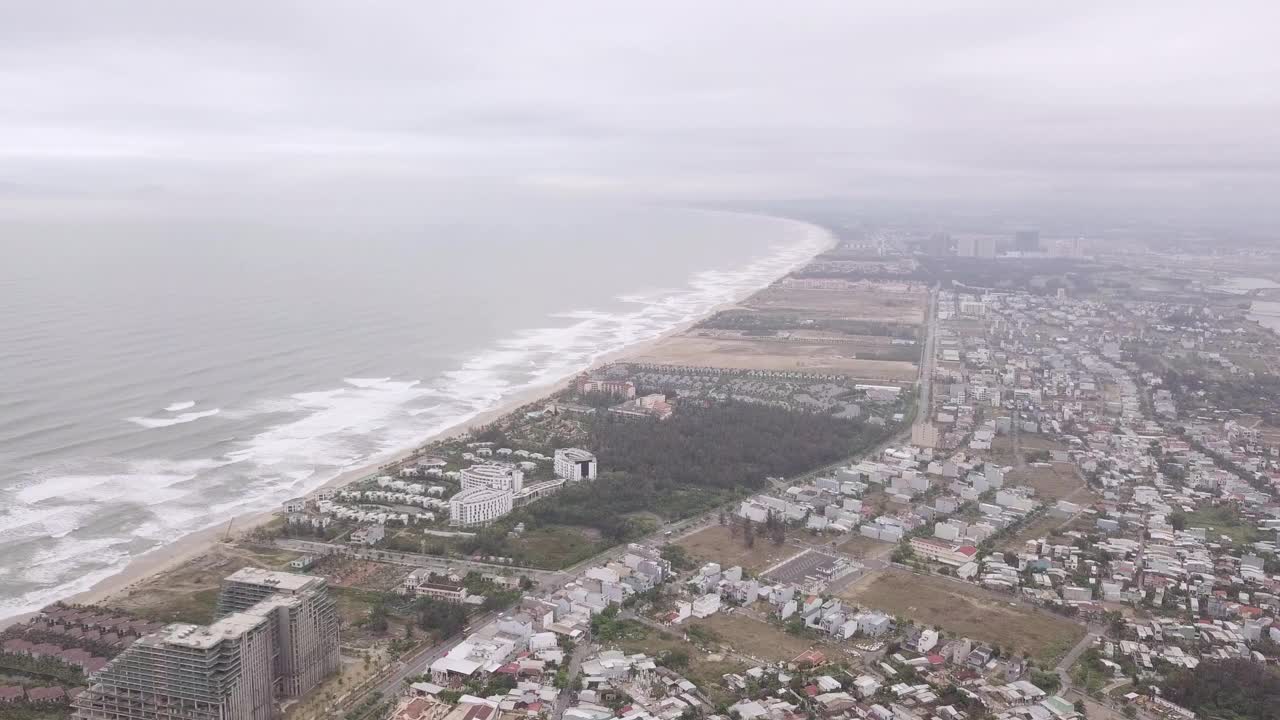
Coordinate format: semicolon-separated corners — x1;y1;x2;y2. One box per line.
8;226;1280;720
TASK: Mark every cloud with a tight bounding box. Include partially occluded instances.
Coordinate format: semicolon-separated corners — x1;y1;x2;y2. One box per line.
2;1;1279;224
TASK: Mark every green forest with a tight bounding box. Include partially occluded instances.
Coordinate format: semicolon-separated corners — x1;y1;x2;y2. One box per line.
462;401;893;565
1161;658;1280;720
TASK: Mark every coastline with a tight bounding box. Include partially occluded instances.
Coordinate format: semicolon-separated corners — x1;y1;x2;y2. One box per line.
12;217;834;626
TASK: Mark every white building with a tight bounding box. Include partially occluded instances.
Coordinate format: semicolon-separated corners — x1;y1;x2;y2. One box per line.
691;594;721;618
554;448;598;481
461;463;524;493
449;488;514;526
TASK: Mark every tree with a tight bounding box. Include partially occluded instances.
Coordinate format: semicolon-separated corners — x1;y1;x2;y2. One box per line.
743;519;755;548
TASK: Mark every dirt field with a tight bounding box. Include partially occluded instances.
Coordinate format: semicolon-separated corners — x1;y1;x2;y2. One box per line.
630;334;918;380
841;570;1085;664
105;543;301;625
697;612;819;662
678;525;805;573
1008;463;1092;502
836;534;895;559
744;286;928;324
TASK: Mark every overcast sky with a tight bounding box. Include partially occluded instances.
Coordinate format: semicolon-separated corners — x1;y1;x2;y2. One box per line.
4;1;1279;226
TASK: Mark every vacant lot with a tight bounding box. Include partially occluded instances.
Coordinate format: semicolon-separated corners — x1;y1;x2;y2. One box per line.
508;525;606;569
678;525;804;573
841;570;1085;664
698;612;818;663
630;334;918;380
1185;505;1259;545
106;543;301;625
1008;463;1092;502
744;286;928;324
999;514;1066;551
836;534;895;559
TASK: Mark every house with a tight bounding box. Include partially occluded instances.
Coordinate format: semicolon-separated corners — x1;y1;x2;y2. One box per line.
691;594;721;618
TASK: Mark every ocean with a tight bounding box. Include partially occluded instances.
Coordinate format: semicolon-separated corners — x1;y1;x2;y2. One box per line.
0;197;827;621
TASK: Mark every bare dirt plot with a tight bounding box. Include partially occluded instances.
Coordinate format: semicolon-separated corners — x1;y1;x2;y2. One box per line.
697;612;818;663
841;570;1085;664
678;525;805;573
836;534;895;559
744;286;928;324
106;543;300;625
629;334;918;380
1008;463;1093;502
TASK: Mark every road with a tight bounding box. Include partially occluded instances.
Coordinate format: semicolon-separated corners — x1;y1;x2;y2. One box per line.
916;285;940;418
372;610;500;699
550;641;593;720
1055;629;1099;685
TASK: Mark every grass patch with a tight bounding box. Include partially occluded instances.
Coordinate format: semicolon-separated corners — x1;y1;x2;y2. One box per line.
508;526;609;569
1184;505;1259;545
120;587;220;626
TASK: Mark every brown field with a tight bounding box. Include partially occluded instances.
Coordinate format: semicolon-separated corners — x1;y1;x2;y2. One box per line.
841;570;1085;664
744;286;928;324
106;543;301;625
1008;463;1092;502
630;334;918;380
617;624;747;706
836;534;895;559
697;612;819;662
678;525;805;572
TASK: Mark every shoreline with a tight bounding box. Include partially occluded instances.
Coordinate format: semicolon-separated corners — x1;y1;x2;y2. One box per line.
6;218;834;627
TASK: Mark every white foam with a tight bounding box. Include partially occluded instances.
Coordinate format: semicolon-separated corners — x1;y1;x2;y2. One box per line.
164;400;196;412
127;408;221;429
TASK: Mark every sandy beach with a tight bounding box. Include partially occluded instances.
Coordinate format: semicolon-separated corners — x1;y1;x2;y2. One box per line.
15;223;834;626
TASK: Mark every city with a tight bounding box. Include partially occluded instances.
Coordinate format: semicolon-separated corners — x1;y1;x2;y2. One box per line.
5;227;1280;720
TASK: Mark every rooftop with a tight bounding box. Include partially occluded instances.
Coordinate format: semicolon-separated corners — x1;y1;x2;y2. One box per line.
224;567;320;592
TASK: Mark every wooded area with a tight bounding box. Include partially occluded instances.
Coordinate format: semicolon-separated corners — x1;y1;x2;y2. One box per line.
1161;658;1280;720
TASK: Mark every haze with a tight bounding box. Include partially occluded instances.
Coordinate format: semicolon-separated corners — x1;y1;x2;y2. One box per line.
3;1;1279;225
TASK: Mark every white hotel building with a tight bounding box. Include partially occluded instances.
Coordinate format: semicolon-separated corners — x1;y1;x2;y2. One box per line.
553;448;597;481
449;487;514;527
450;463;523;527
460;463;524;493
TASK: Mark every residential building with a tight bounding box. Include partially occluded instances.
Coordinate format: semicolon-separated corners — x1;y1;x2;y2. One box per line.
909;537;979;566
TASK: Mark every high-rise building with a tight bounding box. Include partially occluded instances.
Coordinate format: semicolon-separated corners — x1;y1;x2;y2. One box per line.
73;570;340;720
215;569;341;698
922;232;951;256
956;235;997;259
1014;229;1040;253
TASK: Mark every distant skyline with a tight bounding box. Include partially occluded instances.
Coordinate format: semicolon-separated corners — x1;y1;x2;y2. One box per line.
3;2;1279;227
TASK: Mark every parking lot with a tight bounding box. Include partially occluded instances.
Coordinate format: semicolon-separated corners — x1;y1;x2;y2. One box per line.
762;549;845;584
